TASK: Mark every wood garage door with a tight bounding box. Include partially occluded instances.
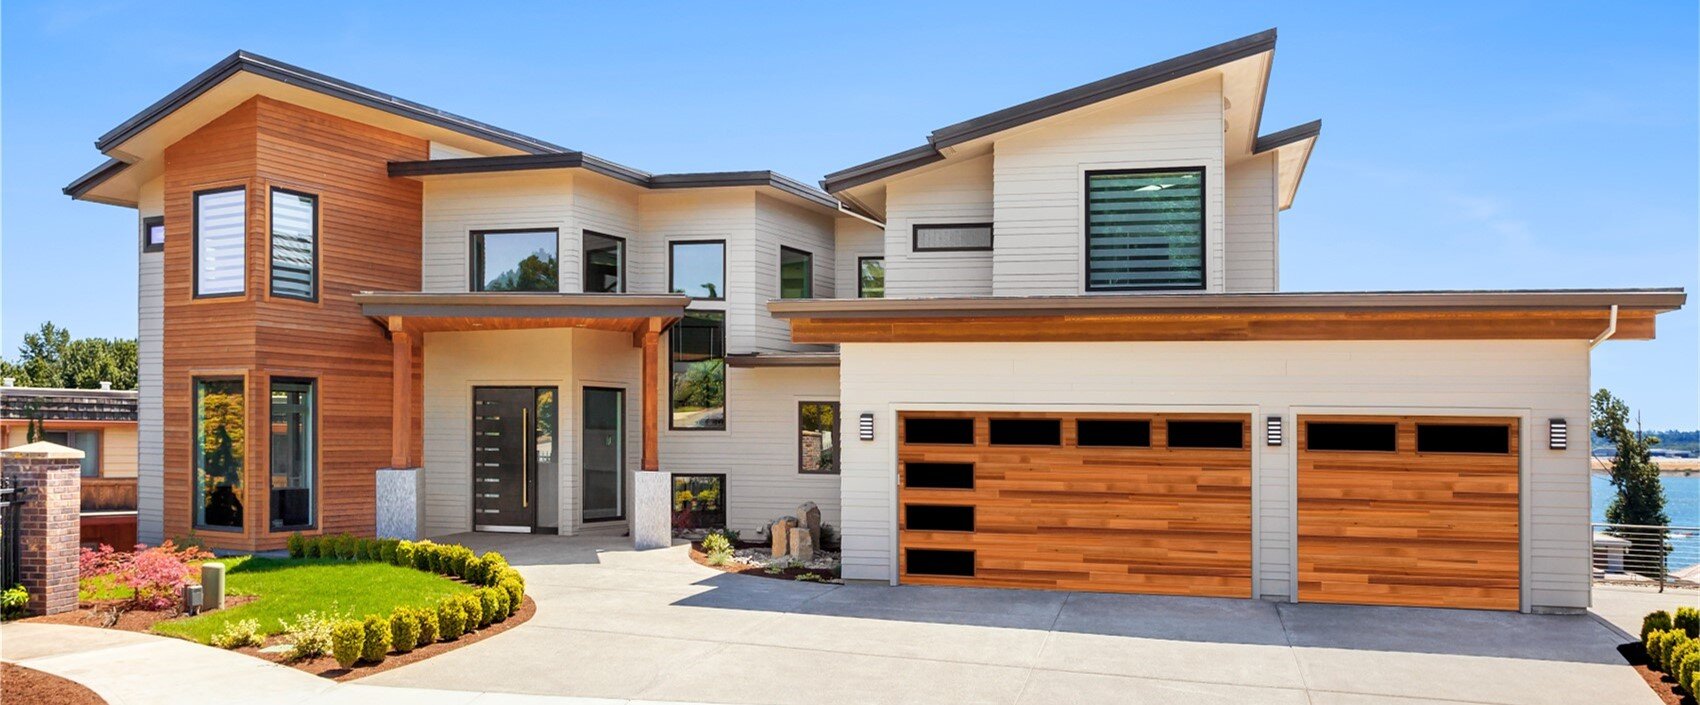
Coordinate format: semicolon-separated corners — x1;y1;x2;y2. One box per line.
897;411;1252;597
1297;415;1520;610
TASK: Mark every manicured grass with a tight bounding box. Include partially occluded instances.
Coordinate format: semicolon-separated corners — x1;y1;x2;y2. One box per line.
151;557;473;644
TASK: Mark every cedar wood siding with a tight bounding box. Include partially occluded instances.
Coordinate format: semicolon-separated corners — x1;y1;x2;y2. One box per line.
163;96;426;551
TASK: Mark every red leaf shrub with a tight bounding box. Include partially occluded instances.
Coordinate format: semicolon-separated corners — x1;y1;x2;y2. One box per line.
78;541;215;611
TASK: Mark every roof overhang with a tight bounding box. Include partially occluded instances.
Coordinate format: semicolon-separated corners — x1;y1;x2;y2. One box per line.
767;289;1686;344
1253;120;1321;210
356;291;689;336
387;156;841;213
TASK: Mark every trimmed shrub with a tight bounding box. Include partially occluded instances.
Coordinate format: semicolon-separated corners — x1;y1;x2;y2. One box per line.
1663;632;1692;674
480;553;511;586
1650;629;1686;671
390;608;420;653
499;577;524;609
302;535;321;559
361;615;391;664
493;586;512;622
411;541;435;571
415;605;439;646
379;539;398;565
331;620;364;668
394;541;416;568
210;618;265;649
280;611;337;661
702;532;732;555
1644;611;1674;641
449;545;475;578
437;598;466;640
1690;668;1700;702
461;592;486;629
1676;649;1700;692
336;534;359;560
361;538;380;561
464;556;487;585
1648;629;1673;669
287;533;306;559
1676;606;1700;638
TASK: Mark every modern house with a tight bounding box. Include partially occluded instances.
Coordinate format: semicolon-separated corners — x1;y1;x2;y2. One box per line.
64;29;1684;613
0;382;141;546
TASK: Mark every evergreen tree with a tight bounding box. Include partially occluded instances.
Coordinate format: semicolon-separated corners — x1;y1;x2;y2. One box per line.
1591;388;1668;576
0;322;137;389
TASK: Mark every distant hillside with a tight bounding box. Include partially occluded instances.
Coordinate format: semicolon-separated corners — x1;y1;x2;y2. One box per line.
1592;429;1700;455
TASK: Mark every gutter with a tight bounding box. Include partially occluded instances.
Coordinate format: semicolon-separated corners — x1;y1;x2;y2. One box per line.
1589;305;1619;350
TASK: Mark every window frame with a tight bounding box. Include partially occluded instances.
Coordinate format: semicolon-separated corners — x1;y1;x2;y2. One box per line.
857;256;885;299
581;230;627;293
667;239;728;301
267;377;319;531
192;376;246;532
141;215;165;254
1082;166;1208;293
192;185;249;299
670;473;729;530
798;401;841;475
912;223;993;253
668;310;727;432
468;227;561;293
267;187;320;302
42;429;103;477
778;246;814;299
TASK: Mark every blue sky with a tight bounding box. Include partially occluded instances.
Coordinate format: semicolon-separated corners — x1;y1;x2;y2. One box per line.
3;2;1695;427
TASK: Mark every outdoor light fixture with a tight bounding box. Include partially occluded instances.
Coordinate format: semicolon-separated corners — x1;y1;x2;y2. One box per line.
1549;418;1568;450
859;413;875;441
1265;415;1283;446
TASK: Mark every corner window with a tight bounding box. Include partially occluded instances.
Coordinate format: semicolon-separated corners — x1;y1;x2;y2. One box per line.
194;187;247;297
269;189;318;301
913;223;992;252
780;246;813;299
799;402;840;474
472;229;558;292
269;379;315;530
141;216;165;253
671;474;726;530
670;311;725;430
858;257;885;298
42;430;101;477
194;378;245;530
1085;168;1205;291
670;241;725;300
583;231;625;293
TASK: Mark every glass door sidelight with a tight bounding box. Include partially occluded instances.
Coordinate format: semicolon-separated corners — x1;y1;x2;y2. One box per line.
582;387;625;522
472;387;554;532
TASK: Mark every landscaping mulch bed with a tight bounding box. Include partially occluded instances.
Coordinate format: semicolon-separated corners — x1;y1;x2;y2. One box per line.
24;595;258;633
1617;642;1697;705
689;541;840;583
239;595;536;682
0;663;107;705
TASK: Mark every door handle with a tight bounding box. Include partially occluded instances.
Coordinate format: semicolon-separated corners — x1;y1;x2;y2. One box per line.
522;407;529;509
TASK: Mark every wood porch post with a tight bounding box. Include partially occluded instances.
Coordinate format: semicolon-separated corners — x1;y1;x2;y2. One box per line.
388;316;414;468
640;317;661;472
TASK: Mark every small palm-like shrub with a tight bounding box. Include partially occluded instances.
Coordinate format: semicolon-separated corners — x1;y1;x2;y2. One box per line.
1644;611;1674;641
437;598;466;640
390;607;420;653
702;532;733;554
331;620;364;668
361;614;391;664
415;605;439;646
1676;606;1700;638
209;618;264;649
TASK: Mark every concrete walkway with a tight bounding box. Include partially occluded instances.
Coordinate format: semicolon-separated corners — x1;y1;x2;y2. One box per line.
1590;583;1700;638
2;534;1661;705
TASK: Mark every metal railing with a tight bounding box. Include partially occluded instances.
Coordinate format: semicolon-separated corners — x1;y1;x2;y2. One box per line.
1592;522;1700;591
0;479;20;589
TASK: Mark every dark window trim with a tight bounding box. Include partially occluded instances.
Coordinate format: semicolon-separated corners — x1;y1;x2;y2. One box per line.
469;227;561;293
667;239;728;301
1083;166;1208;293
668;310;727;432
141;215;165;254
267;376;319;532
192;185;248;300
581;230;627;293
912;222;993;253
671;472;729;530
581;385;627;522
191;375;246;533
798;401;841;475
857;256;884;299
267;187;320;303
779;245;814;299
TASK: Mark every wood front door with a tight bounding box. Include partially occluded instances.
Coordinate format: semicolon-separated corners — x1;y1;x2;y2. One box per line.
472;387;546;532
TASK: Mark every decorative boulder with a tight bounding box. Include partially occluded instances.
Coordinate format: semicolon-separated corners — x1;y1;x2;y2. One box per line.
788;527;814;562
770;516;797;556
796;501;822;547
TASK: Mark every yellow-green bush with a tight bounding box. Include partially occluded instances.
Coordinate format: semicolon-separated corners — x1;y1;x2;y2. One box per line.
464;556;487;585
1676;606;1700;638
1677;650;1700;695
390;607;420;653
1644;611;1674;641
331;620;364;668
461;592;485;628
209;618;264;649
394;541;416;568
415;604;439;646
361;615;391;664
499;577;524;608
437;597;465;640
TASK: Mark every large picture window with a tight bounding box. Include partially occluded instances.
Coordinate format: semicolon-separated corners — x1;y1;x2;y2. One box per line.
669;241;725;300
194;378;245;529
42;430;101;477
269;379;315;530
799;402;839;474
269;189;318;301
1085;168;1205;291
194;187;247;297
858;257;885;298
583;231;625;293
472;229;558;292
670;311;725;430
779;246;813;299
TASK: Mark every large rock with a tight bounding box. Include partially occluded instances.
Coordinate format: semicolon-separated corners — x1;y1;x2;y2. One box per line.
770;516;797;556
788;527;814;562
796;501;822;547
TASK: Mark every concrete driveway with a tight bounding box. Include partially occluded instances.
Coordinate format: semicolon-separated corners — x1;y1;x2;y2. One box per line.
358;533;1656;705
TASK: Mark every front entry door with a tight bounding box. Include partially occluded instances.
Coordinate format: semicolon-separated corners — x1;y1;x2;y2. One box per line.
472;387;548;532
582;387;625;522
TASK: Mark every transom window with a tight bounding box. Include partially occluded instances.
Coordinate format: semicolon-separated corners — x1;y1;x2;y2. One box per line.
583;231;625;293
913;223;992;252
780;246;813;299
269;188;318;301
670;241;725;300
858;257;884;298
194;187;247;297
1085;168;1205;291
472;229;558;292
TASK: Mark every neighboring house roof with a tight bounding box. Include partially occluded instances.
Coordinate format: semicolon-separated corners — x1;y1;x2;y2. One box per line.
0;387;139;423
387;155;839;212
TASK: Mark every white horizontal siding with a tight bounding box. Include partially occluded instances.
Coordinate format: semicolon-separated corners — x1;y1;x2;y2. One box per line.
137;176;165;544
421;172;577;293
883;154;994;297
1225;153;1279;292
834;217;884;300
753;194;836;352
571;173;641;294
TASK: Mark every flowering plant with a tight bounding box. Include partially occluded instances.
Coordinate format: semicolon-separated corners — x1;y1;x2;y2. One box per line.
78;541;215;611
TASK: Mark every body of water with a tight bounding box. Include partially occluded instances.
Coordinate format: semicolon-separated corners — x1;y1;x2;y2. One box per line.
1592;472;1700;571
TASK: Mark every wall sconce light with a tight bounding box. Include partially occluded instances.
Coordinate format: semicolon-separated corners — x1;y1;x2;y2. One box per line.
1549;419;1568;450
1266;415;1283;446
859;413;875;441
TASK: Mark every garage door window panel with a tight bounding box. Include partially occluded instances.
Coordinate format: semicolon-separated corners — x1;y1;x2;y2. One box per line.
906;549;975;577
1076;419;1152;447
1306;422;1398;452
904;417;975;445
905;505;975;532
1166;420;1244;449
903;462;975;490
987;418;1061;446
1416;424;1511;454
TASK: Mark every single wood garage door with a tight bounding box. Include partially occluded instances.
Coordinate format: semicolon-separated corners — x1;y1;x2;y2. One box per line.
897;411;1252;597
1297;415;1521;610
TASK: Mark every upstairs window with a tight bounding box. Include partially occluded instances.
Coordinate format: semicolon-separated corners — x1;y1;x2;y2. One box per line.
670;311;726;430
194;187;247;297
670;241;725;300
858;257;885;298
141;216;165;253
780;246;813;299
583;231;625;293
913;223;992;252
472;229;558;292
1085;168;1205;291
269;189;318;301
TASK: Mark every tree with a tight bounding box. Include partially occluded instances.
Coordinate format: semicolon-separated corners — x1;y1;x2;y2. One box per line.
0;322;137;390
1591;388;1668;577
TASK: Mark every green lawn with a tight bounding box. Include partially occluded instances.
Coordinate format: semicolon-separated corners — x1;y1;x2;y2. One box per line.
151;557;473;644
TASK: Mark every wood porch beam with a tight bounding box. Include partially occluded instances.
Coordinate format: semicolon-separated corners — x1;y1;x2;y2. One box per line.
640;317;661;472
388;315;414;468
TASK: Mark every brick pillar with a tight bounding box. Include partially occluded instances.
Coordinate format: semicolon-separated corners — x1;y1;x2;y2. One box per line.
3;441;84;616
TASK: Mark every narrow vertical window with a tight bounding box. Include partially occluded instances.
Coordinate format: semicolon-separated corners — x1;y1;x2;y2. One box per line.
858;257;884;298
779;246;813;299
669;241;725;300
472;229;558;292
799;402;840;474
141;215;165;253
1085;168;1205;291
269;189;318;300
194;378;245;529
194;187;247;297
269;379;315;530
583;231;625;293
670;311;725;430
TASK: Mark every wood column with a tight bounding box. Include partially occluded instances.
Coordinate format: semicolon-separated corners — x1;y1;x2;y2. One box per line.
388;316;414;468
640;318;661;472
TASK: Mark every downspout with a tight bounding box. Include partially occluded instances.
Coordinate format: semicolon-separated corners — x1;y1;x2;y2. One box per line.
1588;305;1619;350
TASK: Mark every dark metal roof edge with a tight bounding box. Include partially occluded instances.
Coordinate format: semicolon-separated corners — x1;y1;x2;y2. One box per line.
652;170;838;209
62;158;132;198
94;50;568;156
821;144;945;194
725;352;842;368
390;158;837;208
388;152;586;177
1254;119;1322;154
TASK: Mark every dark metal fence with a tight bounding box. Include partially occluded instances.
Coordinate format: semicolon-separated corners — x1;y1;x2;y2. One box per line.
0;478;20;589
